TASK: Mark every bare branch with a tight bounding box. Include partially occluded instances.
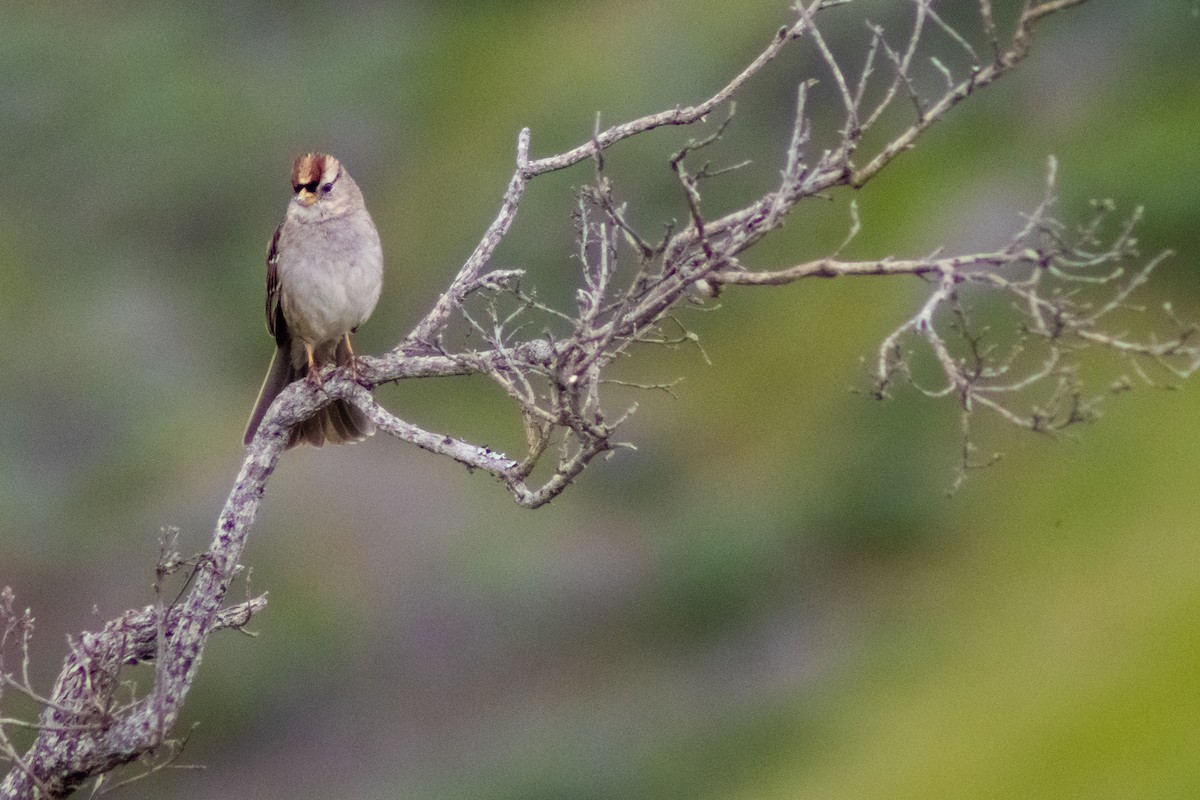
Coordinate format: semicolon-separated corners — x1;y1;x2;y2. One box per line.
10;0;1188;794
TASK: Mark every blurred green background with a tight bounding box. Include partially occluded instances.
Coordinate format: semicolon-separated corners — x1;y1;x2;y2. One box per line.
2;1;1199;798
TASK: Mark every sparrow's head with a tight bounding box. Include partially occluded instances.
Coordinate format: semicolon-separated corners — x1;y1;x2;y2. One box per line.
288;152;363;221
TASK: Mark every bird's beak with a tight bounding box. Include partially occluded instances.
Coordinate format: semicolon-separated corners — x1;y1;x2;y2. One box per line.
295;189;318;207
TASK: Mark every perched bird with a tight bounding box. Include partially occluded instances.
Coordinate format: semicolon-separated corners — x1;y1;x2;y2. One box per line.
243;153;384;448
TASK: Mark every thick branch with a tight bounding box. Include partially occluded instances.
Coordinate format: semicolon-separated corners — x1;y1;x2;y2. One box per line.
1;442;280;797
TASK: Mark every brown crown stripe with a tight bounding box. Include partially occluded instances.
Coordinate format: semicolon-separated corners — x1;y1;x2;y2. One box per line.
291;153;340;191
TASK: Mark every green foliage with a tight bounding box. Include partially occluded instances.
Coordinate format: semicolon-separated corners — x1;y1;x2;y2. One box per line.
1;1;1198;798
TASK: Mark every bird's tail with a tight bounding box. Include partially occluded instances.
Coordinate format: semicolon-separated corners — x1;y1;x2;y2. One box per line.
243;344;375;448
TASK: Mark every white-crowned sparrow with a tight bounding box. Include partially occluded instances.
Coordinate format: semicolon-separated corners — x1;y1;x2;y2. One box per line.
243;153;384;448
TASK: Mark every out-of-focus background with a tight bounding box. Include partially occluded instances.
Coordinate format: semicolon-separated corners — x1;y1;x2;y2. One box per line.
2;1;1199;797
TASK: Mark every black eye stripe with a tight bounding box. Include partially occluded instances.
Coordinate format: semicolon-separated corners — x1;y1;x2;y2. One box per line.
292;172;336;196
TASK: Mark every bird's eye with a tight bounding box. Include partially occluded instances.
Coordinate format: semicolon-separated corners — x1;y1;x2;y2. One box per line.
321;182;334;194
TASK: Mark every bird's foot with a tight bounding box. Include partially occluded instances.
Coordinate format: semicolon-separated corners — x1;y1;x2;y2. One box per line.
346;357;373;388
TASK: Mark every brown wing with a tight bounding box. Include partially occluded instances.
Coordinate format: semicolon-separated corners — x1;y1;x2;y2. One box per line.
265;224;288;346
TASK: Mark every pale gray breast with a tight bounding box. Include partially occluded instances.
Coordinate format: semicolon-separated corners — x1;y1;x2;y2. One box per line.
278;210;384;345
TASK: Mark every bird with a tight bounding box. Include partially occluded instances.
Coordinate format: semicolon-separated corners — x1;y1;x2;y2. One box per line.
243;152;384;449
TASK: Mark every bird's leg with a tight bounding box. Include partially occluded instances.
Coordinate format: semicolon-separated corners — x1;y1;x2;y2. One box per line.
304;341;323;387
342;334;368;386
